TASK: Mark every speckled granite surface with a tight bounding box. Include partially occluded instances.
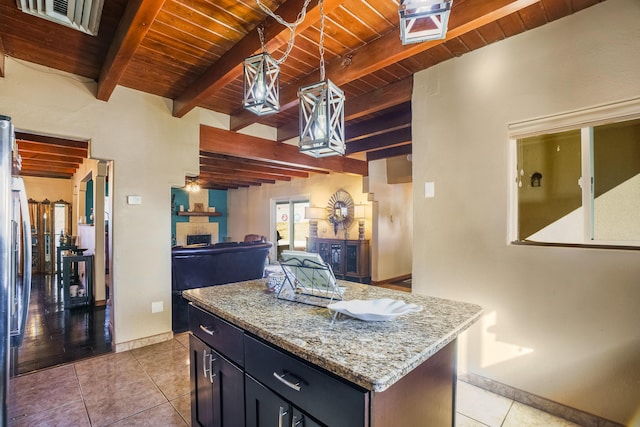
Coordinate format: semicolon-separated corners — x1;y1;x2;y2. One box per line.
183;280;482;392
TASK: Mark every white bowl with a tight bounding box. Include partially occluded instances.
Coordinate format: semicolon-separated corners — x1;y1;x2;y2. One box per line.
327;298;422;321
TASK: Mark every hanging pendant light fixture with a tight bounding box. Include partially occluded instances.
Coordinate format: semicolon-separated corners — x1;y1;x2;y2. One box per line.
243;0;314;116
243;28;280;115
298;0;345;157
399;0;452;45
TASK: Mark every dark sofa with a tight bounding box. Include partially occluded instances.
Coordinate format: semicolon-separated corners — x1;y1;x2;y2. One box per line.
171;241;272;332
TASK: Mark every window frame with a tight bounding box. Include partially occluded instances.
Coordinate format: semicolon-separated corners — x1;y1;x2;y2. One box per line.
508;97;640;250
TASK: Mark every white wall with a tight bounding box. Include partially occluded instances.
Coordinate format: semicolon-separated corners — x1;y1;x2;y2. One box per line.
412;0;640;423
1;58;200;346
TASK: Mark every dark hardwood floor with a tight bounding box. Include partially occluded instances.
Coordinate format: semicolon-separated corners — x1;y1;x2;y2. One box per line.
11;274;112;376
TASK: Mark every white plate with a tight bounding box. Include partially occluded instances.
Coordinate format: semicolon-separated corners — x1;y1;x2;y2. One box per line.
327;298;423;321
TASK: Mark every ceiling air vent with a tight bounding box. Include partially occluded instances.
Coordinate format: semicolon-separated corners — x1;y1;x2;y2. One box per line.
17;0;104;36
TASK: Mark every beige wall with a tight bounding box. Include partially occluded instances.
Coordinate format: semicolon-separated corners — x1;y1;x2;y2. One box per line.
412;0;640;424
23;176;73;204
1;58;200;346
368;159;412;281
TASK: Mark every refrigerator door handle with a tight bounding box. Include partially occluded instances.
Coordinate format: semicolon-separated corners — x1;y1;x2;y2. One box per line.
12;177;32;341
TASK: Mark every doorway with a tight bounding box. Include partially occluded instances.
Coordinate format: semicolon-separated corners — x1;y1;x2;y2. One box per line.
274;199;310;260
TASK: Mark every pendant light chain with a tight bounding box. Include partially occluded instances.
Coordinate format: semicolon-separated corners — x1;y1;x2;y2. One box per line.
255;0;314;65
319;0;325;81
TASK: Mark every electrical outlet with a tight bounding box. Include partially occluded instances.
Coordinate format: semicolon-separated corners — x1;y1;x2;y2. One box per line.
151;301;163;313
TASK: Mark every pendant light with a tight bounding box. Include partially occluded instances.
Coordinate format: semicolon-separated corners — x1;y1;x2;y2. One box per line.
243;0;314;116
243;29;280;116
399;0;452;45
298;0;345;157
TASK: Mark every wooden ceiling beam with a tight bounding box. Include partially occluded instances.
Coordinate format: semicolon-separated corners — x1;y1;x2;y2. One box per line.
17;141;87;158
346;103;412;142
346;128;412;155
200;165;290;182
366;144;413;162
200;152;326;175
200;160;301;180
21;158;80;169
15;133;88;149
232;0;537;131
19;151;85;164
200;125;367;176
97;0;167;101
172;0;347;118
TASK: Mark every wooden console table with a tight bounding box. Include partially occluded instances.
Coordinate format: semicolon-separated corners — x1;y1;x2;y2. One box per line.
307;238;370;283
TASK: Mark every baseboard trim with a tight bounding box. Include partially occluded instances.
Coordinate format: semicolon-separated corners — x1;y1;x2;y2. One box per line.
370;274;411;286
459;373;624;427
114;331;174;353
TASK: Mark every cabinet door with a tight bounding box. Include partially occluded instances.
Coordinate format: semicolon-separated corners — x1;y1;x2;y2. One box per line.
190;335;245;427
329;242;343;274
291;407;324;427
245;375;291;427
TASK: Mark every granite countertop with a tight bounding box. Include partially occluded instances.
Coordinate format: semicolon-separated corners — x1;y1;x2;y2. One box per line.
183;280;482;392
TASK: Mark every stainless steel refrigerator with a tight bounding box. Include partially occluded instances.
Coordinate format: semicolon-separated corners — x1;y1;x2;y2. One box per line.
1;115;32;425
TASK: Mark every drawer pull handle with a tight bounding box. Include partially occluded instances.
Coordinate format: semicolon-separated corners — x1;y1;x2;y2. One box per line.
199;324;216;335
273;371;301;392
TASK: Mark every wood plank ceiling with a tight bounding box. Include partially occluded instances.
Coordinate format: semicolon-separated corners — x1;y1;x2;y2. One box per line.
0;0;604;187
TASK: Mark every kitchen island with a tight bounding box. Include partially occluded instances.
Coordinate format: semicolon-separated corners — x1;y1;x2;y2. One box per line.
183;279;482;427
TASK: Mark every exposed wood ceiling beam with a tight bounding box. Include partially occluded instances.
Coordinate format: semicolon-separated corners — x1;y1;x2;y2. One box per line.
200;157;305;179
346;128;411;155
15;132;88;148
200;151;316;178
366;144;413;162
231;0;537;131
200;164;292;182
346;103;411;142
20;170;74;179
200;125;368;176
17;141;88;158
276;78;413;142
172;0;347;118
97;0;167;101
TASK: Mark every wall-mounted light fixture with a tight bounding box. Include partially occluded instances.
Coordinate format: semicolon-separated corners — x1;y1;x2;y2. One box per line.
399;0;452;45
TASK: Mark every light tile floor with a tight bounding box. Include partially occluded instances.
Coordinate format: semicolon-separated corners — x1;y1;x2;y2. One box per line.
8;333;583;426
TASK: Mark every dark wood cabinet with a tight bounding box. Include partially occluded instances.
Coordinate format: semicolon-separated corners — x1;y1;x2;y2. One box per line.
308;238;370;283
189;302;457;426
245;375;323;427
189;334;245;427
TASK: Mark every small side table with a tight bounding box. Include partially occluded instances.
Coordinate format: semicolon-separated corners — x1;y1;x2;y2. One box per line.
62;254;94;309
56;245;77;288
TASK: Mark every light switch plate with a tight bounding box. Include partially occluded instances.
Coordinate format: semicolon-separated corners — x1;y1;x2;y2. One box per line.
151;301;163;313
127;195;142;205
425;182;435;198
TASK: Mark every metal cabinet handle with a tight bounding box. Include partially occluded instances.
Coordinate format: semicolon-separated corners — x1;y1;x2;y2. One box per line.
203;350;210;379
209;354;217;384
292;415;304;427
199;324;216;335
278;406;288;427
273;371;301;392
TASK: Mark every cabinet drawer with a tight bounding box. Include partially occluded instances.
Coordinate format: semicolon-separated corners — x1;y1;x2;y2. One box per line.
245;335;367;427
189;304;244;366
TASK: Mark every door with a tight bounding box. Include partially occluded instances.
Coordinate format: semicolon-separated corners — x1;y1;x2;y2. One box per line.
275;199;310;259
190;335;244;427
